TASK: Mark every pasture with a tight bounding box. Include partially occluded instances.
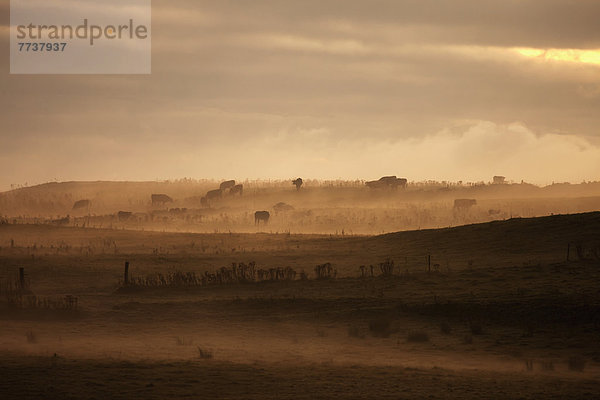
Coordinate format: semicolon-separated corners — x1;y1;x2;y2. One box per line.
1;212;599;398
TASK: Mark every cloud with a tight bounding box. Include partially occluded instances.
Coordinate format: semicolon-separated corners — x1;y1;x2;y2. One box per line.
225;121;600;184
1;0;600;189
1;121;597;190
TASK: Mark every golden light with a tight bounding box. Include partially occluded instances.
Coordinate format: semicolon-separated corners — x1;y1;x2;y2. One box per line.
514;47;600;66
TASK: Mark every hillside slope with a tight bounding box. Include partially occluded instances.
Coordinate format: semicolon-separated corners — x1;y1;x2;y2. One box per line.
1;212;598;275
360;211;600;270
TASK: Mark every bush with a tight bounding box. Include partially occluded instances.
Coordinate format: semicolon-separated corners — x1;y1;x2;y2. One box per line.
407;331;429;342
348;325;365;339
316;328;327;338
175;337;193;346
469;322;483;335
25;330;37;343
568;356;586;372
197;347;213;359
541;361;554;371
440;322;452;335
369;318;392;338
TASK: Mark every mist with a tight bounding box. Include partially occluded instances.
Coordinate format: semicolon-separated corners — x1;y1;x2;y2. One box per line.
2;1;600;398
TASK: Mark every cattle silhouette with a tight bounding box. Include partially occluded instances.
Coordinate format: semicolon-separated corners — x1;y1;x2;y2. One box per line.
229;184;243;196
200;197;209;207
118;211;132;221
220;180;236;190
366;176;407;189
292;178;303;190
493;176;506;184
206;189;222;201
72;199;90;210
454;199;477;209
151;194;173;206
254;211;270;225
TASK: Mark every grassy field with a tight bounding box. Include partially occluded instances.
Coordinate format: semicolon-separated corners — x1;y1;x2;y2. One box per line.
1;212;599;398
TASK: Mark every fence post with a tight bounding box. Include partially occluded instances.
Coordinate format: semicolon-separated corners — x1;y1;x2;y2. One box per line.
566;243;570;262
124;261;130;286
428;254;431;272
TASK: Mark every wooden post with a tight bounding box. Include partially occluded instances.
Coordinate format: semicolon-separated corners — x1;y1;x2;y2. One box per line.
19;267;25;289
428;255;431;273
566;243;570;262
124;261;130;286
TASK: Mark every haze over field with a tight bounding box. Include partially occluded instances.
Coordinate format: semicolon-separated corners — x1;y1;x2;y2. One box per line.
2;1;600;399
1;0;600;189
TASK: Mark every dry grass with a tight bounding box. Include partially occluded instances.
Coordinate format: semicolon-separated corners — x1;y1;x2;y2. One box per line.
0;213;599;399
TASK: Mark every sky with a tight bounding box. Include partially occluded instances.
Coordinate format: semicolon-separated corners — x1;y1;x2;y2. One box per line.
1;0;600;190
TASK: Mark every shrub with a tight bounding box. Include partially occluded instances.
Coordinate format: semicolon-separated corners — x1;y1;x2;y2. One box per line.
407;331;429;342
369;318;392;338
378;259;394;276
315;328;327;338
197;347;213;359
568;356;586;372
175;337;193;346
25;330;37;343
469;322;483;335
348;325;365;339
440;322;452;335
541;361;554;371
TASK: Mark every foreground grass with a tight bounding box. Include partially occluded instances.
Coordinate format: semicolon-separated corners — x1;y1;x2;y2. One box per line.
1;353;599;400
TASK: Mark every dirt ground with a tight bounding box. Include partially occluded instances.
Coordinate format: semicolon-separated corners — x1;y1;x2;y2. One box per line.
1;212;600;399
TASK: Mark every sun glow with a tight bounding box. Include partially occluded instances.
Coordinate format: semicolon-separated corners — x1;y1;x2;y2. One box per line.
514;47;600;65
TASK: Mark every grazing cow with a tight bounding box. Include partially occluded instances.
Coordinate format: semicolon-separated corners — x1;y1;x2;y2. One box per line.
200;197;209;207
206;189;222;201
151;194;173;206
273;202;294;213
292;178;303;190
72;199;91;210
493;176;506;184
366;176;407;189
395;178;408;189
229;184;243;196
117;211;132;222
365;180;383;189
454;199;477;209
220;180;236;191
254;211;270;225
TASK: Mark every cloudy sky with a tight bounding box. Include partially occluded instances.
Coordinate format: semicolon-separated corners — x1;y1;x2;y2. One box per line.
1;0;600;190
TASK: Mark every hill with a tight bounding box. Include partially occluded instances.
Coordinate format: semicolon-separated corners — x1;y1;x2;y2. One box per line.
1;212;598;275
